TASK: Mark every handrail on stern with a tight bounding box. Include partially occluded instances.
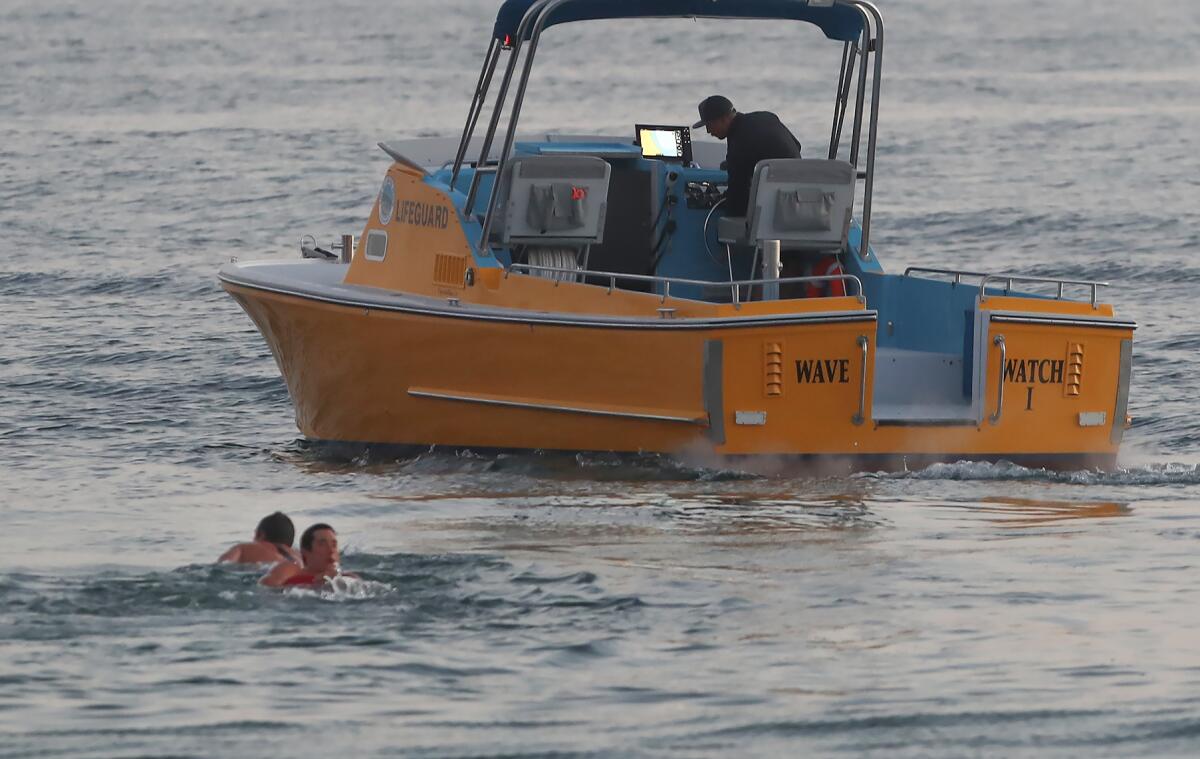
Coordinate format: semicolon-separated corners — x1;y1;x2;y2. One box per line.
903;267;1109;309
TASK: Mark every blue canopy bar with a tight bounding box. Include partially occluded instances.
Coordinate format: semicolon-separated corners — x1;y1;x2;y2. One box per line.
493;0;865;43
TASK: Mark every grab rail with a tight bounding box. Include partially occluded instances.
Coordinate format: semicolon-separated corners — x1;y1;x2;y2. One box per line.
505;264;865;307
903;267;1108;309
729;275;863;307
853;334;869;425
989;334;1006;425
978;273;1107;309
903;266;994;284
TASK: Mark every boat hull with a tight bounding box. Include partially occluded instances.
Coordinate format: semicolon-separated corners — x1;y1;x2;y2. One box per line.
222;272;1132;469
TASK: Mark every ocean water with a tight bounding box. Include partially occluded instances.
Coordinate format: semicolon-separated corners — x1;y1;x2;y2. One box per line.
3;0;1200;756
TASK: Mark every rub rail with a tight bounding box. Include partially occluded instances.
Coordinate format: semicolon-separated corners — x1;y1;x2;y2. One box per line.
505;264;865;307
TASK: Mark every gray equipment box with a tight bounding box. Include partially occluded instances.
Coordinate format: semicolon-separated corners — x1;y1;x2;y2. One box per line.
496;156;611;246
719;159;856;251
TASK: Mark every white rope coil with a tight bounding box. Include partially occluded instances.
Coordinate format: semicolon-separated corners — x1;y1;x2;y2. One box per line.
526;246;581;282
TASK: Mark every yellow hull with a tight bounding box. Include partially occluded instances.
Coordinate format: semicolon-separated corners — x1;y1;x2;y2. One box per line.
222;278;1132;468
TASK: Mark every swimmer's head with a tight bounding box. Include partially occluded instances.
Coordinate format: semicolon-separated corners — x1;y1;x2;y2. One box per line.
255;511;295;546
300;523;339;572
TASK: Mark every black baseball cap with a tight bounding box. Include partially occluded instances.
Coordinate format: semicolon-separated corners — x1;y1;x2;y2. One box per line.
693;95;734;128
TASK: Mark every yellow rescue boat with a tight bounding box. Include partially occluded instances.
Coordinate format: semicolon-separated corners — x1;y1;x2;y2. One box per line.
220;0;1134;470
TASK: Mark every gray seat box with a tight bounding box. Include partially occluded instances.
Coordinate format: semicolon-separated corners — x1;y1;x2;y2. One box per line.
495;155;611;246
718;159;856;251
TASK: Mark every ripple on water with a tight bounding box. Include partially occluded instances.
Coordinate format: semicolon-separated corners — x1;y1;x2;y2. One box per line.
279;444;765;483
859;459;1200;486
0;551;653;644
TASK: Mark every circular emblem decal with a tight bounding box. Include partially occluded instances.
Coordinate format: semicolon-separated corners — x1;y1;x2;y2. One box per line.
378;176;395;225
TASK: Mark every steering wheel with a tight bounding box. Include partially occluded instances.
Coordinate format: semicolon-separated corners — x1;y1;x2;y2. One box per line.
702;197;727;264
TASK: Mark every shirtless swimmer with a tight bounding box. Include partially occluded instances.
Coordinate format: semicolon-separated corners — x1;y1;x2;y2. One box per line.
217;511;302;565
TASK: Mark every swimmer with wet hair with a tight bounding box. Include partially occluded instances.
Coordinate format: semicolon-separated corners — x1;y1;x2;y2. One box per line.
260;523;357;587
217;511;302;565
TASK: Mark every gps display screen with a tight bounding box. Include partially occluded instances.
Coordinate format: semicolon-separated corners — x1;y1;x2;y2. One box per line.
635;125;692;164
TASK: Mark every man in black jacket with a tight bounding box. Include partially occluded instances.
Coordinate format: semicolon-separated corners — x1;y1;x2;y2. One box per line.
693;95;802;217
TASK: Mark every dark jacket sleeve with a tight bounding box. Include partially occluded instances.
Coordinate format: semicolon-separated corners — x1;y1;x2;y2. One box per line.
724;138;752;217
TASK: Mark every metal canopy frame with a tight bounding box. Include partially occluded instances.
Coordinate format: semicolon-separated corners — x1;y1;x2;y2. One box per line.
492;0;865;43
449;0;884;261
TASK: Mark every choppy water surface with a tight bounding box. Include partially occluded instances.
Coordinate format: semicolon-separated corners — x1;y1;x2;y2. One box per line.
3;0;1200;756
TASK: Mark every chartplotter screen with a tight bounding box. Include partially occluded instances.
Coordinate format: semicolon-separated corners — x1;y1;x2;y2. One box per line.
635;125;692;164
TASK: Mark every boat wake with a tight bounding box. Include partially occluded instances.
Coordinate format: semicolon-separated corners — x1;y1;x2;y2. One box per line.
285;441;761;481
860;459;1200;486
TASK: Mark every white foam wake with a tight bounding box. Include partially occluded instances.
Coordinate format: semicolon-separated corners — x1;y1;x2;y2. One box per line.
857;460;1200;486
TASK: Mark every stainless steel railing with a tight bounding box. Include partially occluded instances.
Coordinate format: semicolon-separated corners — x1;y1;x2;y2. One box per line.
505;263;865;308
903;267;1109;308
903;266;994;284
